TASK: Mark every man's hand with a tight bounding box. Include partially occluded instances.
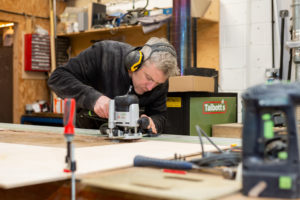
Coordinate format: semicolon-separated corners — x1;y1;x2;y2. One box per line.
94;95;111;118
141;114;157;134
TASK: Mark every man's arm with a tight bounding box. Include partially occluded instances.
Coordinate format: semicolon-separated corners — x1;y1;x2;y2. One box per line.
93;95;111;118
144;82;169;134
48;44;104;111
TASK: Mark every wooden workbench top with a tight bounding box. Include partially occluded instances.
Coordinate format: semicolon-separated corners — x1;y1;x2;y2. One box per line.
0;123;230;190
0;123;242;200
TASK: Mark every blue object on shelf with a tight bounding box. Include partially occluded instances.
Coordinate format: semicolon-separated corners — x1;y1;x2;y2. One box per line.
163;8;172;15
21;115;63;126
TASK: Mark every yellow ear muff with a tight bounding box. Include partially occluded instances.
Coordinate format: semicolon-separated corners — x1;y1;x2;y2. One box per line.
130;50;143;72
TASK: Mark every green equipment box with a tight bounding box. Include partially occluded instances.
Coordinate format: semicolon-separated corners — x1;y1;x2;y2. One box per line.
164;92;238;136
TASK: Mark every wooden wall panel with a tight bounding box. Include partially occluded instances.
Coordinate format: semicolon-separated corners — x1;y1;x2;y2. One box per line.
65;7;219;71
197;21;219;70
0;0;49;18
68;21;219;71
0;0;65;123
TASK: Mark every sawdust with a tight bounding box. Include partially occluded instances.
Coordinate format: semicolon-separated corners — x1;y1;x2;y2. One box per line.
0;129;140;148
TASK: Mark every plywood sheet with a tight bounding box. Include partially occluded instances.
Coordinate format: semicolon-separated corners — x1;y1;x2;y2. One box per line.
0;141;225;189
82;167;241;200
212;123;288;138
0;143;67;189
0;129;118;147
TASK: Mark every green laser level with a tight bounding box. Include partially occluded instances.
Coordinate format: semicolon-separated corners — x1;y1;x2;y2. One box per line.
242;82;300;198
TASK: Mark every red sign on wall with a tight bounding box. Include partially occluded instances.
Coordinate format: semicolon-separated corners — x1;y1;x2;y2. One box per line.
24;34;51;72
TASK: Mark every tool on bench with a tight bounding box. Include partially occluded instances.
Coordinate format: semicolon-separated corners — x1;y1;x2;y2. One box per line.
83;92;158;140
134;155;199;170
133;125;241;179
137;116;158;137
63;98;77;200
134;155;237;180
242;82;300;198
107;93;142;140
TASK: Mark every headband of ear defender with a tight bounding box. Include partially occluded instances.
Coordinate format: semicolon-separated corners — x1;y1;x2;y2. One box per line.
124;43;177;72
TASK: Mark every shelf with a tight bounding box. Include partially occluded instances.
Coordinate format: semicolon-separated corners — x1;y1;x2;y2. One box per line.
57;18;217;38
57;24;143;37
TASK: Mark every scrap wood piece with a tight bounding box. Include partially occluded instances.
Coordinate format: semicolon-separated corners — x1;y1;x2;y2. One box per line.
81;167;241;200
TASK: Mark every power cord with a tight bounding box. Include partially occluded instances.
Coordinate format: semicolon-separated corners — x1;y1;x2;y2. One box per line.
192;125;241;167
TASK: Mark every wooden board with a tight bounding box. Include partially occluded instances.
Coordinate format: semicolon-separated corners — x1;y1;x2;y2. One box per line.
212;123;243;138
212;123;291;138
0;143;67;189
0;129;118;147
0;140;226;189
82;167;241;200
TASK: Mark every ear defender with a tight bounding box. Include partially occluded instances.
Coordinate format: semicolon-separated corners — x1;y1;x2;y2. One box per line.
124;43;177;72
125;47;144;72
145;43;177;58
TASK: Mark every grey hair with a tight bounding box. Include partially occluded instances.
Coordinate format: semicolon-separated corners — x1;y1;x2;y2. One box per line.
141;37;179;77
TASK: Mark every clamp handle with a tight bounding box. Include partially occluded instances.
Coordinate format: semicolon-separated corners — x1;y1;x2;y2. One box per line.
63;98;76;135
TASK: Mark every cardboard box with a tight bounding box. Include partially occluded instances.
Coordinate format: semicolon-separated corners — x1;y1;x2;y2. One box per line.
168;75;214;92
191;0;211;18
191;0;219;22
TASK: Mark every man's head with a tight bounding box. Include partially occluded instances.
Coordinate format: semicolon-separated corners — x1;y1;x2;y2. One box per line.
127;37;179;95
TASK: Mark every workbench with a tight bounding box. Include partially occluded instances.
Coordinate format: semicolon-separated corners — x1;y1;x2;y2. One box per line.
0;122;258;200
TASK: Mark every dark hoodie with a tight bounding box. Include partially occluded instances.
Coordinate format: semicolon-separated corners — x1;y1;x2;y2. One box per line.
48;40;168;133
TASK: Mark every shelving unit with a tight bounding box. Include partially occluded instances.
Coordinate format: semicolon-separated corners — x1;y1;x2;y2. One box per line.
56;0;219;70
57;23;168;57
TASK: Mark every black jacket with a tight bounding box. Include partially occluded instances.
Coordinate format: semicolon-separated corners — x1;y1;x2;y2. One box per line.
48;40;168;133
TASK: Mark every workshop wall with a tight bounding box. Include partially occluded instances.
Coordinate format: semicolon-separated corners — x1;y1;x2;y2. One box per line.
219;0;272;122
0;0;65;123
219;0;291;122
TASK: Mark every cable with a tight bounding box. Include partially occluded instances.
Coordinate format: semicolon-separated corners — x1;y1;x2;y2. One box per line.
196;125;205;157
196;125;223;153
143;0;149;10
190;152;241;167
0;9;49;20
193;125;241;167
99;123;108;135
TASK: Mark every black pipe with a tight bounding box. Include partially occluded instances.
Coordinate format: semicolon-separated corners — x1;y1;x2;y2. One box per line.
171;0;191;75
192;17;197;67
279;10;289;80
288;26;293;80
279;15;285;79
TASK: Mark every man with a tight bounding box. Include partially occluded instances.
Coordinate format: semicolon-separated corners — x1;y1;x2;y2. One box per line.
48;37;178;134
